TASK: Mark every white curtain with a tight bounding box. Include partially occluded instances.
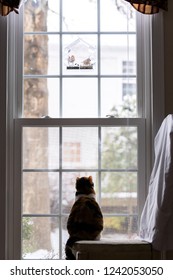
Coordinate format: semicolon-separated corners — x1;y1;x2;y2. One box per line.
139;114;173;251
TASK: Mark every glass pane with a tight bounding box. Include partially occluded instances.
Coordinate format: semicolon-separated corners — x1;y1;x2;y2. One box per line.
23;172;59;215
62;127;98;169
62;0;97;32
61;216;69;259
101;172;137;214
62;78;98;117
22;217;59;259
101;78;137;117
101;34;136;75
100;0;136;32
102;216;138;240
24;35;59;75
23;78;60;118
62;172;98;214
63;35;97;75
24;0;60;32
23;127;59;169
101;127;137;169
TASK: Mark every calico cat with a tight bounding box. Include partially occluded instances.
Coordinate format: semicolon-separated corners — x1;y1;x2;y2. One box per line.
65;176;103;260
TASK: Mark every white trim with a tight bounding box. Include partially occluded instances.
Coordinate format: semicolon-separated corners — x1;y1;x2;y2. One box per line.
151;11;165;137
137;12;165;191
6;11;23;259
14;117;145;126
6;13;16;260
0;16;7;260
14;121;23;259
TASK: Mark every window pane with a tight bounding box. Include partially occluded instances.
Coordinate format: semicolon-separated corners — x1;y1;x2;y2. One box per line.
24;0;60;32
23;78;60;118
101;172;137;214
23;127;59;169
100;0;136;32
62;0;97;32
101;127;137;169
20;0;140;260
62;172;98;214
23;172;59;215
61;216;69;259
102;216;138;240
63;35;97;75
101;78;137;117
22;217;59;259
24;35;59;75
62;78;98;117
62;127;98;169
101;34;136;75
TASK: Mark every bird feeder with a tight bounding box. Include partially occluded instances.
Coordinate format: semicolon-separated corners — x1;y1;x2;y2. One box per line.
64;37;96;70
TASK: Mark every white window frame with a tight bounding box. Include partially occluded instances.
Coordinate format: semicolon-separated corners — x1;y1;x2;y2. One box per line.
5;8;165;259
0;15;8;260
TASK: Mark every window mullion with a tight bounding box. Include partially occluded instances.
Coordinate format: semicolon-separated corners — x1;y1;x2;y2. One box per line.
59;0;63;118
98;126;102;204
59;125;63;259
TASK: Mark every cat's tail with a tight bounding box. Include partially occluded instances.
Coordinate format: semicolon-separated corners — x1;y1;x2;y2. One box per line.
65;236;81;260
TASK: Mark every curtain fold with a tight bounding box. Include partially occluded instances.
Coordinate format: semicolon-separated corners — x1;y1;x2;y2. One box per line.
124;0;168;14
0;0;22;16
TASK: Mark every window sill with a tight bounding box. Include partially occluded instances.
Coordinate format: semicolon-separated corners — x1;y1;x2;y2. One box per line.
73;239;161;260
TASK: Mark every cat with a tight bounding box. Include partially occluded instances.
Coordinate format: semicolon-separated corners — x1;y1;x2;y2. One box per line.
65;176;103;260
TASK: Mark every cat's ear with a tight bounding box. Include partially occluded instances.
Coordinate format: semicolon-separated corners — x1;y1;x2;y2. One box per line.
76;177;80;181
88;176;93;184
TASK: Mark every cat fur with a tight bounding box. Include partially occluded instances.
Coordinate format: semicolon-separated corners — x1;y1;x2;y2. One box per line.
65;176;103;260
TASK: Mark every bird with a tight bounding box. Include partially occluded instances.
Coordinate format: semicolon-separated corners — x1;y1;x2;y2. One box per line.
68;54;75;65
82;58;91;66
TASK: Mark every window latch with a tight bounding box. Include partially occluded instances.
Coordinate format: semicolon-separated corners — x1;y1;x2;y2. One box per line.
106;115;116;118
41;115;51;119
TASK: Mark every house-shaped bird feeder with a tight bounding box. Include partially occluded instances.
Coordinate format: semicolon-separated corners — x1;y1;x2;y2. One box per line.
64;38;96;70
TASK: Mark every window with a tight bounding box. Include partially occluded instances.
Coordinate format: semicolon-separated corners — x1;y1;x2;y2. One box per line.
122;61;136;97
122;83;136;97
63;143;81;163
122;61;136;74
6;0;164;259
17;119;144;259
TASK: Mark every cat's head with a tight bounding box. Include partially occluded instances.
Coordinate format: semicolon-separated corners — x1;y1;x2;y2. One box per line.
75;176;95;195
